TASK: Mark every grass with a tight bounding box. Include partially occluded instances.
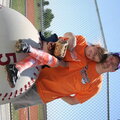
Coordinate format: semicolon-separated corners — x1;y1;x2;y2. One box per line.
11;0;42;30
34;0;42;31
10;1;26;119
10;1;43;119
38;104;46;120
11;104;19;120
11;0;26;15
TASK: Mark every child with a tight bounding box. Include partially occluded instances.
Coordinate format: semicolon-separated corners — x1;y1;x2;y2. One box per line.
6;32;107;88
40;32;106;62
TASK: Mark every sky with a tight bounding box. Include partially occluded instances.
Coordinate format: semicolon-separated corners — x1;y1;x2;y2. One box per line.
45;0;120;120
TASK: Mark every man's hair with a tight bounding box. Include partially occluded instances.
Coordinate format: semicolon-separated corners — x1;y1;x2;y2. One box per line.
99;54;108;63
91;44;107;62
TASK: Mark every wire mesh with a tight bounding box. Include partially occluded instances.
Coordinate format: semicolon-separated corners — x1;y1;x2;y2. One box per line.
1;0;120;120
46;0;108;120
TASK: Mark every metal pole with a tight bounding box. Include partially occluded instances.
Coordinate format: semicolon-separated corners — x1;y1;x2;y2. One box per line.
94;0;110;120
9;103;13;120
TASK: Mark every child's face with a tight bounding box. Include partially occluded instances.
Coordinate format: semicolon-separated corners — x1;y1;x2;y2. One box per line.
85;46;101;62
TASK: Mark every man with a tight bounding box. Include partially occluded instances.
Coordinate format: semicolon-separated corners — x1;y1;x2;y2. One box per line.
61;53;120;104
12;53;120;110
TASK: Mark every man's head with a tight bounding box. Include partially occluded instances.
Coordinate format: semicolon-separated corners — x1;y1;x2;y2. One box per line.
112;53;120;70
101;52;120;72
85;44;107;62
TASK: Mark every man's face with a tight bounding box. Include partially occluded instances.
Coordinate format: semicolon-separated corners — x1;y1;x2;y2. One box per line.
85;46;101;62
102;55;120;72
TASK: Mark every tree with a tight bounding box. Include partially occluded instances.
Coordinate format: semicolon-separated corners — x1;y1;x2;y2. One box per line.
43;8;54;29
44;30;52;37
37;0;49;7
43;1;49;6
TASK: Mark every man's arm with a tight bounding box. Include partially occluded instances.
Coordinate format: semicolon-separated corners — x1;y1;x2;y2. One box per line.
61;96;80;105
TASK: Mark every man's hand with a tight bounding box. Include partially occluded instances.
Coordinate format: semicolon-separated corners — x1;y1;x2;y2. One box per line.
47;42;55;51
61;96;80;105
58;60;68;67
47;42;55;54
54;60;68;67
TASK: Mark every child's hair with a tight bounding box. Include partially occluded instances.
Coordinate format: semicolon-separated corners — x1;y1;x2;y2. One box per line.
99;54;108;63
91;44;107;63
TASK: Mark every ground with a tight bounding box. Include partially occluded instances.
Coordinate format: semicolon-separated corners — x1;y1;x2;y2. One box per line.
18;0;39;120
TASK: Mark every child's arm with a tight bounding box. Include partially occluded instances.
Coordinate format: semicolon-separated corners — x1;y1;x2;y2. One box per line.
63;32;76;51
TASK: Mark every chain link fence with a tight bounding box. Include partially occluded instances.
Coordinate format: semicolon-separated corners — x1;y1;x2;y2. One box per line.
1;0;119;120
46;0;108;119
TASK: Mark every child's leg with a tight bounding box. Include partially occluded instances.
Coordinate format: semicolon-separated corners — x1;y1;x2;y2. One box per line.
29;47;58;67
16;56;41;73
15;40;59;67
5;56;41;88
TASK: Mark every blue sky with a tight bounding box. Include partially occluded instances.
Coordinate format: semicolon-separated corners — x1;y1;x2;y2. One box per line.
46;0;120;120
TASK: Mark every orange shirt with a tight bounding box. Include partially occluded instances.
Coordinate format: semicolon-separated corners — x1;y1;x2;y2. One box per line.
36;61;102;103
36;35;102;103
74;62;103;103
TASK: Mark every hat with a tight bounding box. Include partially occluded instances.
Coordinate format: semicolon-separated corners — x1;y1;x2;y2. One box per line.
111;52;120;70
